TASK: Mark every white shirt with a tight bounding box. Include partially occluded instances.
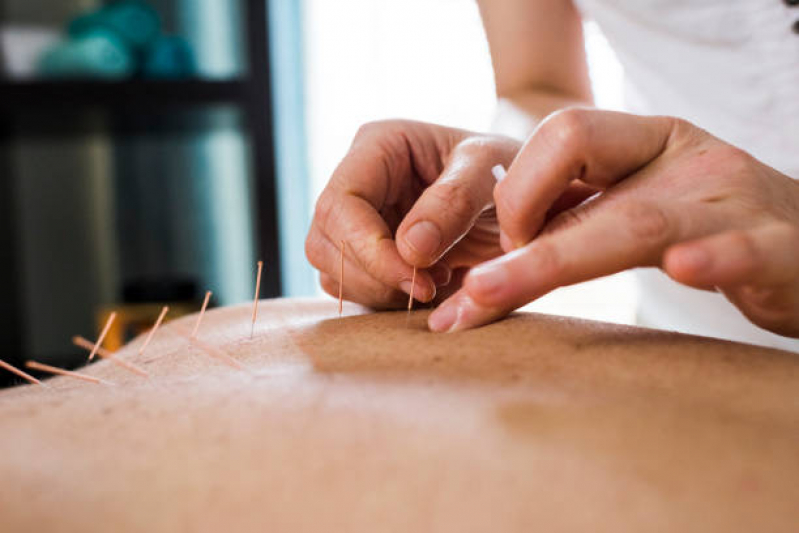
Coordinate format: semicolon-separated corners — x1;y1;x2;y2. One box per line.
574;0;799;352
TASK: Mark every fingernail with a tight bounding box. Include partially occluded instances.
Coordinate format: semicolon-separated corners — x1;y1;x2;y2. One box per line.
429;302;459;332
429;263;452;286
405;221;442;259
468;261;509;299
399;280;415;296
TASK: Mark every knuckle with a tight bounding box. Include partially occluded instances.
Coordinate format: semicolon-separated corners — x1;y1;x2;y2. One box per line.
304;233;328;270
727;230;760;263
316;191;349;236
351;121;410;180
352;237;388;279
544;207;587;236
313;192;333;226
375;284;401;305
667;116;694;139
354;119;409;145
726;148;756;177
355;120;388;139
431;180;481;221
728;229;755;252
543;108;592;152
693;145;754;191
665;116;708;148
530;239;564;278
319;274;337;297
708;144;753;175
352;121;398;154
457;136;504;163
621;202;672;245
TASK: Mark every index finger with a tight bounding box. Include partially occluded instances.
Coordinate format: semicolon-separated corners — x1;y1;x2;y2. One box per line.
309;122;452;302
428;198;682;332
495;109;675;249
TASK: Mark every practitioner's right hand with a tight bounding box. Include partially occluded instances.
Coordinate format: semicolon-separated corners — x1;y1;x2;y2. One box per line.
306;120;521;309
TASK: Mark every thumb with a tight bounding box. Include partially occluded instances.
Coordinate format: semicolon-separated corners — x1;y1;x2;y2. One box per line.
396;137;516;267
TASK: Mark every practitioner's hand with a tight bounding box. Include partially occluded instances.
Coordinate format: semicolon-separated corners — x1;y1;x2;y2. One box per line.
306;120;521;308
429;109;799;337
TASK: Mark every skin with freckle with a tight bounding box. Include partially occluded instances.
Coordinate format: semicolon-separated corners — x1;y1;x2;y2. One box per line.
0;298;797;532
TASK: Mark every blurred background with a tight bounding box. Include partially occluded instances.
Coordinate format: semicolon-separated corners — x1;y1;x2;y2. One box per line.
0;0;630;387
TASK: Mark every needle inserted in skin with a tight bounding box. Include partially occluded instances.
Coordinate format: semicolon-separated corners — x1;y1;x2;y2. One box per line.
25;360;104;385
339;241;346;317
0;358;45;387
251;260;263;338
89;312;117;361
72;336;149;378
138;306;169;357
191;291;212;339
408;267;417;313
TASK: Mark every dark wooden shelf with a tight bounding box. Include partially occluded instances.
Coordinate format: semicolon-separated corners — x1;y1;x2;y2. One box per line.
0;1;282;385
0;79;251;111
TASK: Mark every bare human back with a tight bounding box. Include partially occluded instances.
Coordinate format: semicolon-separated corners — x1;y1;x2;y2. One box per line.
0;298;797;532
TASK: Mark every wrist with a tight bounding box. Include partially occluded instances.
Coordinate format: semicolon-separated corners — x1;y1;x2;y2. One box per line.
489;90;592;140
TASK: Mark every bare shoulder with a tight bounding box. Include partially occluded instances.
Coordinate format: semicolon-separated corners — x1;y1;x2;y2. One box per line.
0;298;797;532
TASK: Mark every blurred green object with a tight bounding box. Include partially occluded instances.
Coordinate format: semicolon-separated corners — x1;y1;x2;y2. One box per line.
36;0;197;80
142;35;196;78
38;28;134;79
68;0;161;50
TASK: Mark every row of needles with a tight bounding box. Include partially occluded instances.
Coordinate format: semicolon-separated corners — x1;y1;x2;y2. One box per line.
1;163;509;388
1;248;409;388
336;240;418;318
0;288;212;387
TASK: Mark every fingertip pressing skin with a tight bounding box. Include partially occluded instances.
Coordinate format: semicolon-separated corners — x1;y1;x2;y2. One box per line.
428;291;476;333
428;288;509;333
428;300;460;333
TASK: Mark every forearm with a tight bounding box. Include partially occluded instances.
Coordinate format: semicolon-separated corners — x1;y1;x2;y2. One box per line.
491;88;593;140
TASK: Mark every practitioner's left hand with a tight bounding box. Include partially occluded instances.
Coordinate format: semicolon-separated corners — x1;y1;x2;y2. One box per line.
429;109;799;337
